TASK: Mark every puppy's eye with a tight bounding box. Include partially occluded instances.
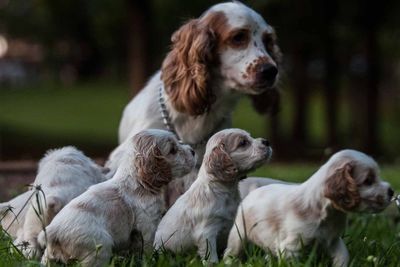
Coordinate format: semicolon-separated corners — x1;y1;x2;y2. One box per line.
230;30;249;47
364;174;375;186
237;139;249;148
169;145;177;155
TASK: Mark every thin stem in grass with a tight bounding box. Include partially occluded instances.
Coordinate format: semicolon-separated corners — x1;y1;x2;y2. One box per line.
4;185;39;232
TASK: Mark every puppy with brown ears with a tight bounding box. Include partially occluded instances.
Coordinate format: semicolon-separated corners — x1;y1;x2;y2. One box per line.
224;150;394;267
154;128;272;263
39;129;196;267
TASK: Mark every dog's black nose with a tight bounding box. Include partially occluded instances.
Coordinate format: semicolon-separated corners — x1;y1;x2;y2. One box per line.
261;139;270;147
388;187;394;198
190;148;195;156
259;63;278;82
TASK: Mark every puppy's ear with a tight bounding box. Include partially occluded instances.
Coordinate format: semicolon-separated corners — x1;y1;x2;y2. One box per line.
161;18;216;116
134;135;172;194
324;162;360;211
205;144;238;181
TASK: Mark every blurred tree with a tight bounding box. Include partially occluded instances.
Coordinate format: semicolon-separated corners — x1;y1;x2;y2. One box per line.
127;0;152;96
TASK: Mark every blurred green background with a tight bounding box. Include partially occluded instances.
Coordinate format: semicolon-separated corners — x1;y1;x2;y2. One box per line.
0;0;400;163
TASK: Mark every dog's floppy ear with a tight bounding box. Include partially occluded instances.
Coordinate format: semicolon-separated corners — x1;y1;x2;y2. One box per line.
161;18;216;116
133;134;172;194
205;144;238;181
324;162;360;211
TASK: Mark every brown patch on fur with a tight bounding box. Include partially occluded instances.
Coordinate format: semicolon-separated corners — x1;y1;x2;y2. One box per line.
324;162;361;212
266;208;281;233
133;133;172;194
292;199;322;220
161;11;229;116
73;201;97;214
205;143;238;181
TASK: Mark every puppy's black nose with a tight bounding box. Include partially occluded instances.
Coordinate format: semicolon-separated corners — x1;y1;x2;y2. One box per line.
388;187;394;198
259;63;278;82
190;148;195;156
261;139;270;147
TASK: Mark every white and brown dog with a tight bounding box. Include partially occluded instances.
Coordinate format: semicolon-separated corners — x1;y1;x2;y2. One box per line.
107;1;281;203
154;129;272;263
224;150;394;267
39;129;196;267
11;147;107;259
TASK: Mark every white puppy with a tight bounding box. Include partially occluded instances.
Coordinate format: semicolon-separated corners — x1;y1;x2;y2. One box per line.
224;150;394;267
14;146;107;259
154;129;272;263
39;129;196;267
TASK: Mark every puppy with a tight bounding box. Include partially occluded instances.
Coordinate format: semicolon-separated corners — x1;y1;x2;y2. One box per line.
39;129;196;267
154;129;272;263
224;150;394;267
14;146;107;259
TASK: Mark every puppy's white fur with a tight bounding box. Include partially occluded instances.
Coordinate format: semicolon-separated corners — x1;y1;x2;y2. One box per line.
14;146;107;259
154;129;272;263
39;129;196;267
0;191;31;239
224;150;393;267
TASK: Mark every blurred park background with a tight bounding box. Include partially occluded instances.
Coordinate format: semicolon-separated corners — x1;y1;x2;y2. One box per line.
0;0;400;165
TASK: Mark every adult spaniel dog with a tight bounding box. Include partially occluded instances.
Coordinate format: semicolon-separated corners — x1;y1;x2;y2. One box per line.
107;1;281;202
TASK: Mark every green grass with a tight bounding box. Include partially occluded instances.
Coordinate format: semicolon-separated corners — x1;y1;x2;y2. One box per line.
0;82;128;145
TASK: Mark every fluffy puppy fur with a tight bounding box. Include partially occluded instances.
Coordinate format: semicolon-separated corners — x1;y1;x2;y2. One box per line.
154;129;272;263
0;191;31;239
39;129;196;267
107;2;281;203
14;147;107;259
238;177;291;199
224;150;394;267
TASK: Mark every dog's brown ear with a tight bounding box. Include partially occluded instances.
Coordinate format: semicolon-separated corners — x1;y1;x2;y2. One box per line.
134;134;172;194
324;162;360;211
161;18;216;116
205;144;238;181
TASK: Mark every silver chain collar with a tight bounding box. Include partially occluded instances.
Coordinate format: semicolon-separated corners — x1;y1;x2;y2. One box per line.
158;84;226;149
158;85;181;142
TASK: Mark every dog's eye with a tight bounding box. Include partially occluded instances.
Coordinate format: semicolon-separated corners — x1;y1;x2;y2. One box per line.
169;145;177;155
230;30;249;47
364;174;375;186
237;139;249;148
